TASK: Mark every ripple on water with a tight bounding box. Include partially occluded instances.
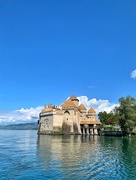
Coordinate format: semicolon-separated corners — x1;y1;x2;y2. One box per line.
0;131;136;179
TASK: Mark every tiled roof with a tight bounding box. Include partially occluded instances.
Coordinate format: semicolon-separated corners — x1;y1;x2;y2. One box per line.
48;105;52;108
41;106;53;113
70;96;79;101
56;109;62;112
78;104;86;110
80;121;101;125
41;108;53;113
56;109;63;113
88;107;95;113
62;98;77;108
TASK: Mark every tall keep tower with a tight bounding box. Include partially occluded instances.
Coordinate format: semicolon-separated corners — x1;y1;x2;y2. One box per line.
70;96;79;106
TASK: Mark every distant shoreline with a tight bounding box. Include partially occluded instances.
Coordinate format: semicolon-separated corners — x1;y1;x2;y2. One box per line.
0;122;38;130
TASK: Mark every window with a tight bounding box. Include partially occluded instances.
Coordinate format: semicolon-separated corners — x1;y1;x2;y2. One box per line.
64;110;70;115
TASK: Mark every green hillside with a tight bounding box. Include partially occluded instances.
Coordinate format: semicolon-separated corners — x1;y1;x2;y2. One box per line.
0;123;38;130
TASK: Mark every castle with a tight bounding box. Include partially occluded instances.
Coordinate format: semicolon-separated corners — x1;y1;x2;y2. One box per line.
38;95;102;135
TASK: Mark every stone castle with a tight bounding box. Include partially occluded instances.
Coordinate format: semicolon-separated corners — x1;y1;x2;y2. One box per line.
38;95;101;135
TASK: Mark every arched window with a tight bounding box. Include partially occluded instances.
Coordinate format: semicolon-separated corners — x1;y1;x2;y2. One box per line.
64;110;70;115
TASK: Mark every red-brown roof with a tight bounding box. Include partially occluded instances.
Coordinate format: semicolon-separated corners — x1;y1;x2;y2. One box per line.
62;98;77;108
41;105;53;113
41;108;53;113
78;104;86;110
70;96;79;101
88;107;95;113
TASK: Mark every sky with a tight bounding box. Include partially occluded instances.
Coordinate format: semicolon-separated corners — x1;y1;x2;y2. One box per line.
0;0;136;124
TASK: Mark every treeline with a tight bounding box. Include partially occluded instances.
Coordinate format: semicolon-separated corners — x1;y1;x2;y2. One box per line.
98;96;136;135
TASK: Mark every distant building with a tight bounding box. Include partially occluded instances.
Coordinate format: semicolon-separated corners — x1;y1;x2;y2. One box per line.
38;95;102;135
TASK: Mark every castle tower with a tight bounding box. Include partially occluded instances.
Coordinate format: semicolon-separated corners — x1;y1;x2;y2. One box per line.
88;107;96;121
70;96;79;107
78;104;86;114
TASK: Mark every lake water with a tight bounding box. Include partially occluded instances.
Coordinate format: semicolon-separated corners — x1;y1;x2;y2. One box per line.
0;130;136;180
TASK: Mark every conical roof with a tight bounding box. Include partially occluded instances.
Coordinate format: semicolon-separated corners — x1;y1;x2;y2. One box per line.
41;107;53;113
78;104;86;110
70;96;79;101
62;98;77;108
88;107;95;113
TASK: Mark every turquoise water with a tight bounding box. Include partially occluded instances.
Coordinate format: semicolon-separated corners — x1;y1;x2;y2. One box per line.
0;130;136;180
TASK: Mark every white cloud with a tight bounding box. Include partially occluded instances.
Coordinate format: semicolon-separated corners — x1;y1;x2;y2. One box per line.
77;96;118;114
0;96;119;125
0;106;43;125
131;69;136;79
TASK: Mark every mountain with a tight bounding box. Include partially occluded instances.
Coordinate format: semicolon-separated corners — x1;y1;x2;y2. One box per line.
0;123;38;130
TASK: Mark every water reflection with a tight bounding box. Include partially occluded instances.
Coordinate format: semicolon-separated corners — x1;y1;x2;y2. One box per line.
37;135;136;179
1;130;136;180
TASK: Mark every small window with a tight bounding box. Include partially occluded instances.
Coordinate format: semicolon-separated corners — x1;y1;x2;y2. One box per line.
64;110;70;115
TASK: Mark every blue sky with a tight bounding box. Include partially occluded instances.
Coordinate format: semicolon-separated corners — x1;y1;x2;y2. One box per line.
0;0;136;124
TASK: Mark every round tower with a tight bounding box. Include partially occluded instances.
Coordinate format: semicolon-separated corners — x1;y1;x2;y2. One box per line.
88;107;96;121
78;104;87;114
70;96;79;107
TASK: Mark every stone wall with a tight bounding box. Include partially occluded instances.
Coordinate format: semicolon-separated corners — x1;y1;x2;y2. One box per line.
39;113;53;134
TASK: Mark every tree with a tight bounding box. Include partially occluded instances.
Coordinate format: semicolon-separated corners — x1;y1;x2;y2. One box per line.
98;111;119;125
106;113;119;125
118;96;136;135
98;111;110;124
98;96;136;135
